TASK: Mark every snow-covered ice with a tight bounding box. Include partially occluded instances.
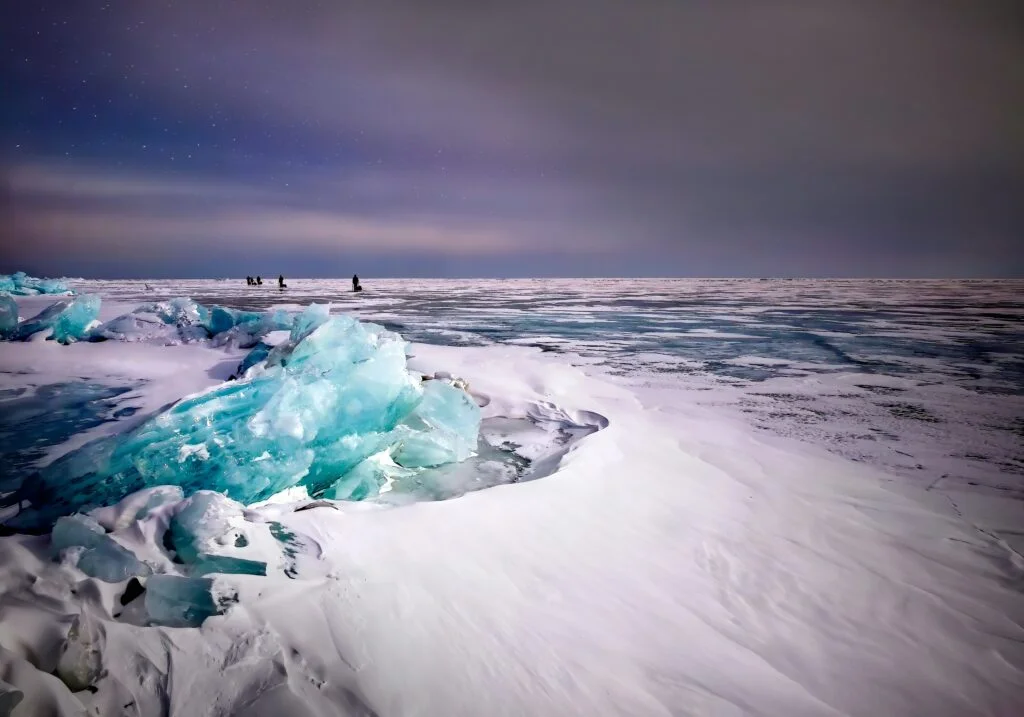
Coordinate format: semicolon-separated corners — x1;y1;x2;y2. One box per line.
0;278;1022;716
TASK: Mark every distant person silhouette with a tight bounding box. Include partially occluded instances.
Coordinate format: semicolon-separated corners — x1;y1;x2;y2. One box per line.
246;276;253;286
278;274;286;289
256;275;262;285
352;274;362;292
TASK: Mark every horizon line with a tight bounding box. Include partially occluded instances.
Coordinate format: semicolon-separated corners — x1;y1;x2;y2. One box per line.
38;275;1024;282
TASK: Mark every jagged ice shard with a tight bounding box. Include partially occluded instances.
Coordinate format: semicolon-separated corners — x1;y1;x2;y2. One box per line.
8;305;481;530
50;295;101;344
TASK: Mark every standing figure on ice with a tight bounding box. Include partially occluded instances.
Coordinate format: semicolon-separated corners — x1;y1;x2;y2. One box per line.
256;275;263;285
352;274;362;292
278;274;286;290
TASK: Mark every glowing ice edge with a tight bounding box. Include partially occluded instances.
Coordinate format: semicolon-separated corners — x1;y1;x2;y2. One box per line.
0;298;1021;715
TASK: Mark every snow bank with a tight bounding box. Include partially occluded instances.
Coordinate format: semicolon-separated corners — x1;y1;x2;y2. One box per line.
0;290;1021;716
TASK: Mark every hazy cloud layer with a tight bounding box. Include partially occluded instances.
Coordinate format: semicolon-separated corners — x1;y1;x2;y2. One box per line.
2;0;1022;277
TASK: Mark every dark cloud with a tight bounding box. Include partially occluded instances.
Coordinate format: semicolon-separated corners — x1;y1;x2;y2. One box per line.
2;0;1022;277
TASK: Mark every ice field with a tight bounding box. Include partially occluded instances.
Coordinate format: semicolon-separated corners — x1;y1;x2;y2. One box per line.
0;276;1022;716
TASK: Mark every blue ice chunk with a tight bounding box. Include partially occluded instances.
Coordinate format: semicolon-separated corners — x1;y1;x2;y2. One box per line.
261;304;330;368
289;303;330;343
14;299;71;339
191;554;267;576
237;341;272;375
9;311;483;529
203;305;263;337
10;295;99;342
167;491;246;564
210;308;291;349
144;575;225;627
51;513;105;552
36;278;71;294
76;539;152;583
393;380;481;468
91;312;175;343
323;452;415;500
0;271;71;296
0;295;18;337
263;309;293;332
152;297;210;327
91;297;209;343
51;514;151;582
206;306;237;335
51;294;100;344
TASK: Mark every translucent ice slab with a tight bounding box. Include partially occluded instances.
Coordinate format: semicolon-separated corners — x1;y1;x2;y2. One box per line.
51;514;152;583
144;575;228;627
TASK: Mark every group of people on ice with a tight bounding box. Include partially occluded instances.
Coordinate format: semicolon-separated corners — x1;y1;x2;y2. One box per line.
244;274;362;292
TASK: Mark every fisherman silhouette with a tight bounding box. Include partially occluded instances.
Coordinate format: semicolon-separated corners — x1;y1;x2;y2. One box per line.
278;274;287;289
256;275;262;285
352;274;362;292
246;276;253;286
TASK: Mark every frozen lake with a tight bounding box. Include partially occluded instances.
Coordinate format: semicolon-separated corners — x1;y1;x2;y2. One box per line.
67;277;1024;501
1;277;1023;716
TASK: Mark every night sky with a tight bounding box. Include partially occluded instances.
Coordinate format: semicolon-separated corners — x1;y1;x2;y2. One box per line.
2;1;1022;278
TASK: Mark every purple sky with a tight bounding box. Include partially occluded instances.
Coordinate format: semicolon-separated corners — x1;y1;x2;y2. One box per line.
2;1;1022;277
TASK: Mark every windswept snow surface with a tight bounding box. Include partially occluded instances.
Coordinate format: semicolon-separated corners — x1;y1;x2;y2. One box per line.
0;279;1022;716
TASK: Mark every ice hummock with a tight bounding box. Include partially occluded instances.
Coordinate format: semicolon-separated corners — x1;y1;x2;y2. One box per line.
4;294;302;348
85;297;294;347
13;294;100;343
6;305;481;530
89;296;211;344
0;271;72;296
